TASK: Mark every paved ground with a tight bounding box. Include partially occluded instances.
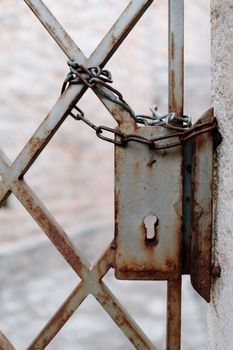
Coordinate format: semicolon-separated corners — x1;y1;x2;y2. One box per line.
0;1;210;349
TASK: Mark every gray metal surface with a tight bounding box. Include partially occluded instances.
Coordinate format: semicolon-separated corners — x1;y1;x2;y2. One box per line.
114;122;182;280
168;0;184;116
0;1;213;350
0;1;157;349
190;108;215;303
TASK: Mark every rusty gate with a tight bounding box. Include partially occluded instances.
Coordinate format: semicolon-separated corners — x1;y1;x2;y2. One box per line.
0;1;220;349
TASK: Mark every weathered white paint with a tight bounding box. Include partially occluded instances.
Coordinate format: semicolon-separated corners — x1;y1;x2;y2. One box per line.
208;1;233;349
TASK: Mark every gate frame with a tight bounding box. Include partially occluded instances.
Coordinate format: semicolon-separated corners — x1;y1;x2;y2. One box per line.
0;1;185;349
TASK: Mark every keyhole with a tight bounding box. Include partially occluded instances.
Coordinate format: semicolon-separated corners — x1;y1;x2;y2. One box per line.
144;215;159;245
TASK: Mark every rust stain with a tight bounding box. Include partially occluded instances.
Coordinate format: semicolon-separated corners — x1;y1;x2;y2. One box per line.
165;258;177;272
111;34;118;46
211;264;221;278
28;136;43;159
166;278;182;348
195;107;214;125
111;306;151;349
169;69;176;112
190;122;214;302
147;159;156;167
170;32;175;60
112;107;123;124
116;215;179;280
24;201;83;276
134;161;140;170
169;64;184;116
117;267;178;281
114;187;120;234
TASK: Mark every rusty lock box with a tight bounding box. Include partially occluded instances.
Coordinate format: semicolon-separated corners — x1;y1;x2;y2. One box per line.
114;108;221;302
114;122;182;280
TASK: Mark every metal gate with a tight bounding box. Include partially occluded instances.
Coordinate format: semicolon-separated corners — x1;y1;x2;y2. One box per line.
0;1;193;349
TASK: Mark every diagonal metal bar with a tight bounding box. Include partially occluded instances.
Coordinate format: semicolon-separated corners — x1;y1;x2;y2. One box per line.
0;149;90;278
1;152;140;350
2;153;148;349
0;85;83;204
27;245;114;349
0;331;16;350
0;0;153;205
27;282;86;350
29;282;86;350
12;179;90;276
88;0;154;67
23;0;149;125
1;148;155;350
27;244;157;350
0;117;156;349
23;0;148;125
95;282;157;350
2;161;150;350
1;149;146;349
0;3;157;349
24;0;87;63
93;87;136;125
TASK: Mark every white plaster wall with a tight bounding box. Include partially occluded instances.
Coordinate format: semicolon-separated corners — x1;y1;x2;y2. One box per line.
208;1;233;349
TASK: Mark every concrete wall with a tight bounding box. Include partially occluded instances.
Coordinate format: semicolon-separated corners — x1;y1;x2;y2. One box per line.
208;1;233;349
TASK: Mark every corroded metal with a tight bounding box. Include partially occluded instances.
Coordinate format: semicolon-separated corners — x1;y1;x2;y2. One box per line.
166;278;182;350
190;108;215;303
0;0;154;206
94;283;156;350
0;1;218;349
167;1;184;349
114;120;183;280
0;331;16;350
24;0;87;63
168;0;184;116
182;137;195;274
27;246;114;349
0;1;158;349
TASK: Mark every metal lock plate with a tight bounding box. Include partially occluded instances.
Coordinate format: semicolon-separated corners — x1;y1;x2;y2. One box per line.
114;121;183;280
190;109;216;302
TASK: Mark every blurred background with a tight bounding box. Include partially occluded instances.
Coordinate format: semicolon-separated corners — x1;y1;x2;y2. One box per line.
0;0;210;349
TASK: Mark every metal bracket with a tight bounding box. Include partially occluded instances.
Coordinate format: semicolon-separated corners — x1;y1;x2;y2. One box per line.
184;108;221;302
114;107;221;302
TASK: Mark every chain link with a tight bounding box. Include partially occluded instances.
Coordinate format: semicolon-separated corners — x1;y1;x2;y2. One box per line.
70;106;217;150
62;61;216;150
62;61;191;128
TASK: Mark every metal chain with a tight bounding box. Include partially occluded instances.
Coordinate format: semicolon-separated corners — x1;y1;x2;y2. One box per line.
62;61;191;128
70;106;217;150
62;61;216;149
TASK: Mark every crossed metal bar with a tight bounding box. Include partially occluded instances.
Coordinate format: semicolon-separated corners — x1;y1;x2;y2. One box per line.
0;1;160;349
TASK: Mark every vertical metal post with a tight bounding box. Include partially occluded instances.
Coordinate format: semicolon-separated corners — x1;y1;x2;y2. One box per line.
168;0;184;116
167;277;182;349
167;0;184;349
